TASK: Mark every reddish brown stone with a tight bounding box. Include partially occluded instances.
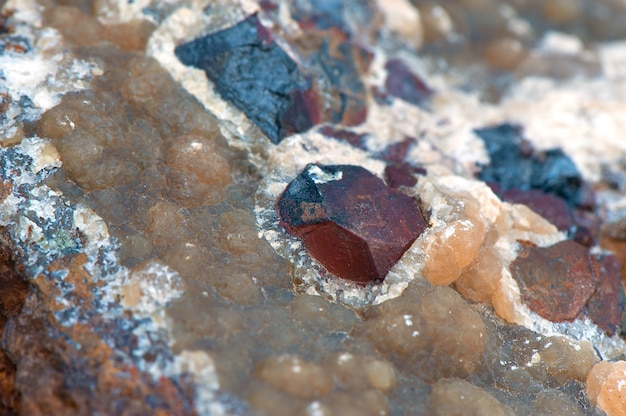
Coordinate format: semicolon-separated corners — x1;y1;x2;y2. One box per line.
511;240;597;322
377;137;417;164
584;254;623;336
601;237;626;283
502;189;573;232
571;209;601;247
0;180;12;203
0;93;10;115
4;292;195;416
318;126;367;149
0;241;29;415
276;164;427;283
384;163;418;188
384;59;433;106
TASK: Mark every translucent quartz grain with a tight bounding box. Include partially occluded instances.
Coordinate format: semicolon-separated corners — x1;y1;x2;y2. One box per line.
364;359;397;392
541;0;582;23
326;353;397;393
520;336;598;385
484;38;528;70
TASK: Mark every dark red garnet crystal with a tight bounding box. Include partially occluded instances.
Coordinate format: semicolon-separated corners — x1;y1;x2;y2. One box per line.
276;164;427;283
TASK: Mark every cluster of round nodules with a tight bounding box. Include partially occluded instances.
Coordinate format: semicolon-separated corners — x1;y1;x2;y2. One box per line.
404;0;626;70
252;353;396;416
364;284;486;382
415;175;562;324
586;361;626;416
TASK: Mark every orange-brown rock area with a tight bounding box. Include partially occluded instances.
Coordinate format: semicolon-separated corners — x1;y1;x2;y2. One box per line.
2;0;626;415
0;239;29;415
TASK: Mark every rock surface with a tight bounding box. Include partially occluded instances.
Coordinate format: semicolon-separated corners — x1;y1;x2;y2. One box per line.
1;0;626;415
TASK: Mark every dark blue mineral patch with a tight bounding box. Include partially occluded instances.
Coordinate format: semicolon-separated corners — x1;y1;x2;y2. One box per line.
475;123;585;207
175;14;316;144
476;123;601;244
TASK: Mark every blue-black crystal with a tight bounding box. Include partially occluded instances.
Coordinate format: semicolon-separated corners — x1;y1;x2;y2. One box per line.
175;14;312;144
475;123;584;207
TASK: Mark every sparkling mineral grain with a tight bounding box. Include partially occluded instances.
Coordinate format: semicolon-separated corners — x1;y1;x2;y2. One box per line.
175;11;371;145
276;164;427;283
511;240;597;322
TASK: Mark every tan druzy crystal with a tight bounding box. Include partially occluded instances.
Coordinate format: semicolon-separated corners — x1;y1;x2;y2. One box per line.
428;378;512;416
586;361;626;416
163;134;231;206
423;218;486;286
255;355;333;399
365;285;486;382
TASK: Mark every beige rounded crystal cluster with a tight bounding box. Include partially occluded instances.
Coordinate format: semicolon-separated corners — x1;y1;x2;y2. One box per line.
586;361;626;416
365;285;486;382
415;175;562;324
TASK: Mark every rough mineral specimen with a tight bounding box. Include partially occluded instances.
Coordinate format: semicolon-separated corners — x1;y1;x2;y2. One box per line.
175;12;370;145
511;240;597;322
276;164;427;283
5;0;626;414
175;14;315;144
476;123;585;207
510;238;623;333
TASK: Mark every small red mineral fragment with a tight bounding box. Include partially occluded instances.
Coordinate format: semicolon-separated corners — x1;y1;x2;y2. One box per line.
384;59;433;106
384;163;418;188
276;164;427;283
318;126;367;149
511;240;597;322
584;254;623;336
501;189;572;232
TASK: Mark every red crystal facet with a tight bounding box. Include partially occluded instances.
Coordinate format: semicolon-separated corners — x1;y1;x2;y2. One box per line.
511;240;597;322
276;164;427;283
